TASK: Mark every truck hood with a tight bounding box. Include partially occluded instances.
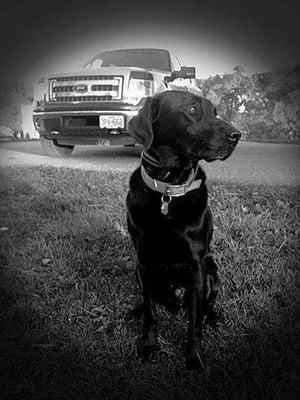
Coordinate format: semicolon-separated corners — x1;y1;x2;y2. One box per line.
46;66;169;79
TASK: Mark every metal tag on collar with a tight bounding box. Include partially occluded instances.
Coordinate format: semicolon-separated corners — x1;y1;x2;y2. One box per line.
161;193;172;215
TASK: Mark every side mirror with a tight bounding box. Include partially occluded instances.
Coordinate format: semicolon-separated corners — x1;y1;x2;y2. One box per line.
164;66;196;82
179;66;196;79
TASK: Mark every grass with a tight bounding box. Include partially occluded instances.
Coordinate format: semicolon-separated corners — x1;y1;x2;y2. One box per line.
0;166;298;400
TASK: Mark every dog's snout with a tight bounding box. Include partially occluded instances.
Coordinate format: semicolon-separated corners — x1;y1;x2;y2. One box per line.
228;131;241;141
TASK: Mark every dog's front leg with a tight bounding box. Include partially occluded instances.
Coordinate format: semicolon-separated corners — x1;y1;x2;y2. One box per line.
203;253;221;328
138;265;158;361
185;263;206;371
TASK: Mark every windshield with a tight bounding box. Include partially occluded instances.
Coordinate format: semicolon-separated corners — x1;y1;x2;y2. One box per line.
84;48;172;72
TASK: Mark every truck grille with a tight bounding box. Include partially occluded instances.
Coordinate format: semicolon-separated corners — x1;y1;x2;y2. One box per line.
49;75;123;102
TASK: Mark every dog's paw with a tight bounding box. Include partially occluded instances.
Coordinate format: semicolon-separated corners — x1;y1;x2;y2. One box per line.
185;349;206;371
138;333;159;362
125;303;144;321
205;309;218;329
138;342;160;362
205;309;224;329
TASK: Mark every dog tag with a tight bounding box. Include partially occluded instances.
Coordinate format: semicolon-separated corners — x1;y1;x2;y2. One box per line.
161;194;172;215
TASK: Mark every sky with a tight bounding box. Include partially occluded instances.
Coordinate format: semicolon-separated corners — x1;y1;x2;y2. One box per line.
0;0;299;84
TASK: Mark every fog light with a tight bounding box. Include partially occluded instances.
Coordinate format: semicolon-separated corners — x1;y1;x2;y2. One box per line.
34;118;42;130
50;129;61;135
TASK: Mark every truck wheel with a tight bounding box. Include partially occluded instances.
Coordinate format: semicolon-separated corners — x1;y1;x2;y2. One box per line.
40;137;74;157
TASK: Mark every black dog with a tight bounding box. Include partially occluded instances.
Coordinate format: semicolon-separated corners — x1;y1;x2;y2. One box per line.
126;90;240;370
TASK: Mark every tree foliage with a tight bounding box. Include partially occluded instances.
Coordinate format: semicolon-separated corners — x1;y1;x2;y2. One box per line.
196;64;300;142
0;81;33;132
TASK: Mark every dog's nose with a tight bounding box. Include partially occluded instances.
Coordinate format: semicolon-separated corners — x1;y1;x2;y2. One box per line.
228;131;241;141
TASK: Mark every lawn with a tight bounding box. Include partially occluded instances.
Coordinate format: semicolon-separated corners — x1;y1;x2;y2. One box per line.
0;166;298;400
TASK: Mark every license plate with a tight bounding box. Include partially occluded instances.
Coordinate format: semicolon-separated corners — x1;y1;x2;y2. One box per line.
99;115;124;129
97;139;110;146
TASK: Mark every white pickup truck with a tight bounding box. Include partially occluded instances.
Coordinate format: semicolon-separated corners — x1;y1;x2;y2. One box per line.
33;48;197;156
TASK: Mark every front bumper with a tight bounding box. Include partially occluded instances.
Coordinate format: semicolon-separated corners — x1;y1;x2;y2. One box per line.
32;102;140;145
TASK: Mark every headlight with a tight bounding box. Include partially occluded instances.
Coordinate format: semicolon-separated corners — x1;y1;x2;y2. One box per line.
127;72;156;104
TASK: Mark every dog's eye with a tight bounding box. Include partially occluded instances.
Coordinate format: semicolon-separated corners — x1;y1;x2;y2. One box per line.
188;106;197;114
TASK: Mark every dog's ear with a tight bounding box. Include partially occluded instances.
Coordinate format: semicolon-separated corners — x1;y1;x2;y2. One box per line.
128;97;158;149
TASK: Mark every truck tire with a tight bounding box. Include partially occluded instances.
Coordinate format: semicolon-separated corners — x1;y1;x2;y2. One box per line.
40;137;74;157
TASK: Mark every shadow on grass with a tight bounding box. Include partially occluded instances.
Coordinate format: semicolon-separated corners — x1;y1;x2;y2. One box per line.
0;168;298;400
0;247;297;400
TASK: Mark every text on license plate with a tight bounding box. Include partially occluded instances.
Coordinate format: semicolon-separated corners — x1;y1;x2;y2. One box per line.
99;115;124;129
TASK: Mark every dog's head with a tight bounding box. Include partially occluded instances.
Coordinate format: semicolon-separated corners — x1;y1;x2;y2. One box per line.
129;90;241;162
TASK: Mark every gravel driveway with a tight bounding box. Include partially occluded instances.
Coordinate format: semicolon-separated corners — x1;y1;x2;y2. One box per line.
0;140;299;186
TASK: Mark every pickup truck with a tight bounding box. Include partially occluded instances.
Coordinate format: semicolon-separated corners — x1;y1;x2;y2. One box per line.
32;48;197;156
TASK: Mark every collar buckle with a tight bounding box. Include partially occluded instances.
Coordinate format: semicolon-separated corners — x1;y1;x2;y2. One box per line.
165;184;188;196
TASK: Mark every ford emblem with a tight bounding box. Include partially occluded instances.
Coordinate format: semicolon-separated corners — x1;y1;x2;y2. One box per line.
73;84;88;92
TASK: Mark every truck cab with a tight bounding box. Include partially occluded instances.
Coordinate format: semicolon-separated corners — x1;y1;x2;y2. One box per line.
33;48;196;156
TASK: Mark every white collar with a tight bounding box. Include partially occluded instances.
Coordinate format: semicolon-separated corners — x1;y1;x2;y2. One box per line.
140;164;202;197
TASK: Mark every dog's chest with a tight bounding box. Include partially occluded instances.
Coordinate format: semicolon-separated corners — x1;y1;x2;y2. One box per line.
143;206;207;264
